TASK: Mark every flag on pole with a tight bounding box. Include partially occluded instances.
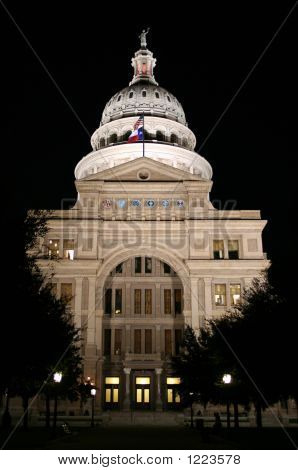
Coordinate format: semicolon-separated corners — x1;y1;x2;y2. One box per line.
128;115;144;143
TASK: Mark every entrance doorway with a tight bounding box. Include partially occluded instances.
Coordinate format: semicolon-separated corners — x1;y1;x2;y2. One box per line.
135;377;151;409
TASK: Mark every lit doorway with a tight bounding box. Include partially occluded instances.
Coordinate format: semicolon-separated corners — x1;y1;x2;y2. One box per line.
104;377;119;409
135;377;151;409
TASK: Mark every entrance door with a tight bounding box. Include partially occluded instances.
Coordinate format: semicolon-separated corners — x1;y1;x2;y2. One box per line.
135;377;151;409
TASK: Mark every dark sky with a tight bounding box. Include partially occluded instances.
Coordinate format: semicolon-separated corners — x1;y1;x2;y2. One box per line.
2;2;296;266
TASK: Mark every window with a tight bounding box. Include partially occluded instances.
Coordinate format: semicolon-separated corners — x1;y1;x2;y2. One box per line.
115;263;123;274
129;91;134;98
109;133;117;144
155;92;160;98
99;137;105;148
174;329;182;355
104;329;111;356
228;240;239;259
134;289;141;315
170;134;178;144
174;289;182;314
167;95;171;102
117;95;122;102
214;284;227;306
213;240;224;259
134;329;142;354
164;289;172;315
48;239;59;258
135;257;141;274
61;283;72;303
142;90;146;97
105;377;119;405
105;288;112;315
230;284;241;305
145;329;152;354
114;329;122;355
163;262;171;274
145;257;152;273
145;289;152;315
63;239;75;260
167;377;181;404
165;329;172;355
115;289;122;314
156;131;165;142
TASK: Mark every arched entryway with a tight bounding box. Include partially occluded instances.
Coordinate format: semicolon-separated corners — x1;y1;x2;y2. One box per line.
99;255;186;411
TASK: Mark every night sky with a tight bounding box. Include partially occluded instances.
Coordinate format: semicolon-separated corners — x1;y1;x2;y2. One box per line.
2;2;296;270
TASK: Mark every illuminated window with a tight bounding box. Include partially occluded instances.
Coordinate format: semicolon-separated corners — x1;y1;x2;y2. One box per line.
213;240;224;259
230;284;241;305
214;284;227;306
115;289;122;314
48;239;59;258
228;240;239;259
104;377;119;405
105;377;119;385
145;289;152;315
165;329;172;355
136;377;150;385
63;240;75;260
134;289;141;315
167;377;181;404
164;289;172;315
167;377;181;385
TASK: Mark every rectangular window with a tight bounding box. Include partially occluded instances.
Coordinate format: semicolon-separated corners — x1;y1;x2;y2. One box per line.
104;329;111;356
63;239;75;260
135;257;142;273
115;289;122;314
214;284;227;306
163;262;171;274
145;289;152;315
105;288;112;315
230;284;241;305
145;257;152;273
228;240;239;259
114;329;122;355
174;289;182;314
82;237;93;251
48;239;59;258
174;329;182;355
134;329;142;354
145;329;152;354
61;283;72;303
164;289;172;315
213;240;224;259
134;289;141;315
165;329;172;355
115;263;123;274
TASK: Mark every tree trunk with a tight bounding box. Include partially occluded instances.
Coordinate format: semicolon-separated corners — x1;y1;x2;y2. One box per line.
233;402;239;428
22;395;29;430
255;402;262;428
45;394;50;428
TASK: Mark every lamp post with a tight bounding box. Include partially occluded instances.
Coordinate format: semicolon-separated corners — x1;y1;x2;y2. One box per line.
91;388;96;427
189;392;194;428
222;374;232;429
53;372;62;436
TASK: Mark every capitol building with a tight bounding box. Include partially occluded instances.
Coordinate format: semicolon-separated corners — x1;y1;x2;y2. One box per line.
37;34;269;422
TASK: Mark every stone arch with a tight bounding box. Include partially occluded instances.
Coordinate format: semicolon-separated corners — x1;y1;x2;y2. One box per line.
95;246;191;316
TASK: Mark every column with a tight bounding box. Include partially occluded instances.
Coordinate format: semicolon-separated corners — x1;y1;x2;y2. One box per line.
155;368;163;411
74;278;83;329
204;277;213;319
123;368;131;410
190;277;200;335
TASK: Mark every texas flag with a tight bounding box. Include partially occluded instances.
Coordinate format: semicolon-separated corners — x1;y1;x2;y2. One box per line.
128;115;144;142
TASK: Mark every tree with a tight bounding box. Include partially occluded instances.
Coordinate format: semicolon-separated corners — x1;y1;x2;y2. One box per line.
1;209;82;429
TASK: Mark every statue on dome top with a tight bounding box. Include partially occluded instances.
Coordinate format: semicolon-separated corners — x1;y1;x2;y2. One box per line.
139;28;150;48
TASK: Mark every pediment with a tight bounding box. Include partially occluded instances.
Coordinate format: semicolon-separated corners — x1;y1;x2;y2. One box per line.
82;157;203;182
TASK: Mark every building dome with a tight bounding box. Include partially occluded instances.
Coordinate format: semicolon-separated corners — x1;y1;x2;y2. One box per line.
100;83;186;126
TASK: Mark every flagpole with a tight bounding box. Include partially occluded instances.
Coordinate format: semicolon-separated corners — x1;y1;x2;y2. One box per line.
142;113;145;157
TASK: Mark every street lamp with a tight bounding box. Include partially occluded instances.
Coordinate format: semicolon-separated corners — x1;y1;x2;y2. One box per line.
222;374;232;429
91;388;96;427
53;371;62;436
